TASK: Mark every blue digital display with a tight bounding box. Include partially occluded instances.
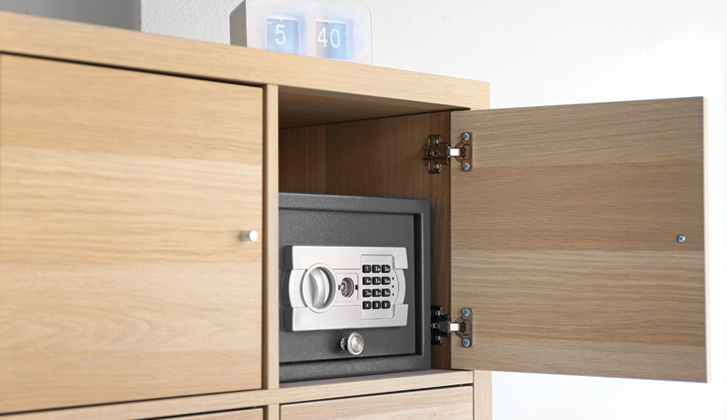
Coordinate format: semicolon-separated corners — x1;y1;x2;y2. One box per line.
315;21;347;59
267;18;299;54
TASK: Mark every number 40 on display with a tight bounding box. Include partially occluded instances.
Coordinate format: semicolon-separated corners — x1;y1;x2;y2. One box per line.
266;17;349;60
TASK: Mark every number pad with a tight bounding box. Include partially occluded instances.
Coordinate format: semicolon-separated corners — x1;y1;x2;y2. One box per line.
358;256;401;320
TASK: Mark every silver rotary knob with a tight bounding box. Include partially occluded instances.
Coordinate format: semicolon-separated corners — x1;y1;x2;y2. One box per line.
240;230;259;242
340;332;364;356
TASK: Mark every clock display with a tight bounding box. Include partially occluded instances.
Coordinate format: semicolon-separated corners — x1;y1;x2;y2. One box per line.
316;21;347;60
267;18;299;54
231;0;372;64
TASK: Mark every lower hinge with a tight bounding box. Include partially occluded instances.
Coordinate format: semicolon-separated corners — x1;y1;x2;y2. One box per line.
421;133;473;174
431;305;474;348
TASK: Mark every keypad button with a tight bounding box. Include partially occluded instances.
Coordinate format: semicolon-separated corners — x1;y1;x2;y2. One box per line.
363;301;372;310
382;276;391;285
362;265;371;273
363;277;372;285
382;289;391;297
382;265;391;273
363;289;372;298
373;276;381;285
382;301;391;309
372;301;382;309
373;289;382;297
372;265;381;273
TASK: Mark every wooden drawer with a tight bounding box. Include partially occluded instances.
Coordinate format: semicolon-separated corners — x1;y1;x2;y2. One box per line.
280;386;473;420
0;55;264;413
155;408;263;420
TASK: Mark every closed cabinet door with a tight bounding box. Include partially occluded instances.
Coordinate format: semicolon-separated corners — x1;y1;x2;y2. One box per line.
280;386;474;420
0;55;263;414
449;98;706;382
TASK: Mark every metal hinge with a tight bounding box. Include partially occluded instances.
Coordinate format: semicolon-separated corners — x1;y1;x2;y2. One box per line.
431;306;474;348
421;133;473;174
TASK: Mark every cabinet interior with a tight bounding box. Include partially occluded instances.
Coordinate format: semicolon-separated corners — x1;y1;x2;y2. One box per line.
278;111;454;369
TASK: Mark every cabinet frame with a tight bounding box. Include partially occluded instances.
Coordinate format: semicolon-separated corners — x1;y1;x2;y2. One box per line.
0;9;708;420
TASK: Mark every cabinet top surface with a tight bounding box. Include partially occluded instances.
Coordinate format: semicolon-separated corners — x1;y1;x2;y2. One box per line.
0;11;489;113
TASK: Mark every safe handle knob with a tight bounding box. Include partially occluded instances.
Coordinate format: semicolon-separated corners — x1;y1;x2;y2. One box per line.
340;332;364;356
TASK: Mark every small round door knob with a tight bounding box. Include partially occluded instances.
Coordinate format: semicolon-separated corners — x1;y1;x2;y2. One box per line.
241;230;259;242
341;332;364;356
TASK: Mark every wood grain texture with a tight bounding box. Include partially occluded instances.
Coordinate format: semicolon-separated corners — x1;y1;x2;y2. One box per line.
279;112;453;368
0;370;473;420
280;386;473;420
473;371;492;420
263;85;279;390
0;55;264;413
156;409;263;420
450;98;706;381
265;405;280;420
0;11;489;128
278;86;468;128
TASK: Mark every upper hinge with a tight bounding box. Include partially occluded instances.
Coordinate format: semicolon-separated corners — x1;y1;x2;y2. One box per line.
421;133;474;174
431;306;474;348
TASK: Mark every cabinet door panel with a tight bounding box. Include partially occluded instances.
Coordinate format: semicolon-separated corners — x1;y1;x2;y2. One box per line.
280;386;473;420
450;98;706;381
0;55;263;413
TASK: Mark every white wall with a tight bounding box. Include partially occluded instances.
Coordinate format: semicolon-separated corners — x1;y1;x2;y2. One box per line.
142;1;727;418
0;0;140;29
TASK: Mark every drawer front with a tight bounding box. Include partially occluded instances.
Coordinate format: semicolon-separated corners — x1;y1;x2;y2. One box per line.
154;409;263;420
280;386;473;420
0;55;263;413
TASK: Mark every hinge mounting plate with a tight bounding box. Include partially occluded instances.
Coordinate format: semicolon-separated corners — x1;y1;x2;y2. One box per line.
421;133;474;174
431;306;474;348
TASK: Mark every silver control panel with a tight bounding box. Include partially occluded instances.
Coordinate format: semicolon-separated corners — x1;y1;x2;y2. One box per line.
284;246;408;331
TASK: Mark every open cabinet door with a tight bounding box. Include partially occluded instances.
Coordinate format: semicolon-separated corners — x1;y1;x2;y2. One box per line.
450;98;706;382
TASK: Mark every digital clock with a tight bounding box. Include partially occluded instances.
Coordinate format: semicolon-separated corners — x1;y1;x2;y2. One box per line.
230;0;372;64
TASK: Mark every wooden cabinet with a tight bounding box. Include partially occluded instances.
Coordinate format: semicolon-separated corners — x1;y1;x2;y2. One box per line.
280;386;473;420
0;10;708;420
279;99;706;383
0;55;264;412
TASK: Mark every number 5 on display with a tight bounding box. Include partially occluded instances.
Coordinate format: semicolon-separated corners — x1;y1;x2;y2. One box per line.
266;18;298;54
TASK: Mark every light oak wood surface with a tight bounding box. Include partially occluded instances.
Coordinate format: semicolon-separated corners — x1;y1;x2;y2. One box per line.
265;405;280;420
158;409;263;420
0;370;473;420
280;386;473;420
473;371;492;420
0;11;489;128
263;85;280;390
277;86;470;128
0;55;264;413
279;112;454;369
450;98;706;381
